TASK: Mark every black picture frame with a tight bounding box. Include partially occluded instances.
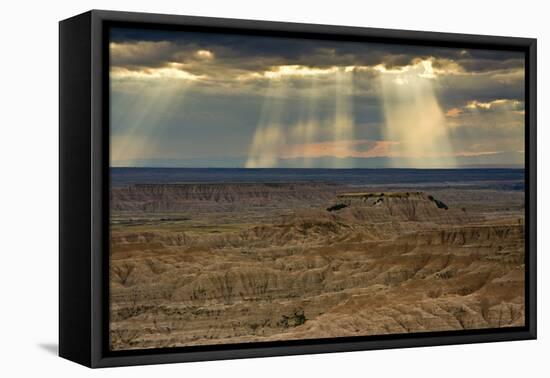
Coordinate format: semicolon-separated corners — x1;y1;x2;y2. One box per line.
59;9;537;368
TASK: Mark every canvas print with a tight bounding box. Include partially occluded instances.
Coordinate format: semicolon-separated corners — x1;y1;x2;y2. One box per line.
108;28;526;351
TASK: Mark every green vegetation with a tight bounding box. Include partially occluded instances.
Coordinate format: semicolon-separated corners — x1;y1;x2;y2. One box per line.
337;191;422;199
427;195;449;210
277;311;307;328
326;203;349;212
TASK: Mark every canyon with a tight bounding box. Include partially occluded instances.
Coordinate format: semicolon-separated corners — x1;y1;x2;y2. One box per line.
109;176;525;350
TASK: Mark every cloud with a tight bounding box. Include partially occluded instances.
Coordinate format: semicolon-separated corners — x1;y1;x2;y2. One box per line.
110;41;176;67
446;99;524;117
109;29;524;85
109;27;526;168
280;139;397;159
195;49;214;59
110;64;204;81
464;98;524;112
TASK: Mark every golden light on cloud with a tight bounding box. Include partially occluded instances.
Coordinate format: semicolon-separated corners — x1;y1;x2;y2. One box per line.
465;99;522;110
195;49;214;59
446;107;463;118
374;59;438;82
263;65;340;79
110;66;204;81
445;98;525;138
466;100;496;110
281;140;399;159
370;58;467;82
237;59;466;86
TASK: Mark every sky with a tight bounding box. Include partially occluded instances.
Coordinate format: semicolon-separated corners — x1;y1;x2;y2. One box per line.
109;27;525;168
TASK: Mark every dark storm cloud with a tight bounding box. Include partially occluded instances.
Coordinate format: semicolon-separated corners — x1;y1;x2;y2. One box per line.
452;58;524;73
110;27;524;75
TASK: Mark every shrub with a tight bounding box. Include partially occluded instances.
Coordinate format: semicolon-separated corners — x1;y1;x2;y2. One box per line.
112;262;136;286
278;311;307;328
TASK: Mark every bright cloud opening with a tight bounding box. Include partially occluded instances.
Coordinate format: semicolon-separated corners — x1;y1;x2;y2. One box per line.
263;65;340;79
110;66;203;81
195;49;214;59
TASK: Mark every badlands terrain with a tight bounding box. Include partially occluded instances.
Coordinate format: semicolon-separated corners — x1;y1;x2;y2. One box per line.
109;172;525;350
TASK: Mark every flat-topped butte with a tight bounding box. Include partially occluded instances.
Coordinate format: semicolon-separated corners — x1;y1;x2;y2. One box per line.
333;191;449;210
337;191;424;199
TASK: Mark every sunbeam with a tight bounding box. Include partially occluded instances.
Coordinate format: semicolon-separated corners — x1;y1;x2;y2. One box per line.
379;60;456;168
290;76;321;168
331;69;355;167
247;67;357;168
110;78;190;166
245;78;289;168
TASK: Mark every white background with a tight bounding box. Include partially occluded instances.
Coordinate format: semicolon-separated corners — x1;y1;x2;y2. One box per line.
0;0;547;376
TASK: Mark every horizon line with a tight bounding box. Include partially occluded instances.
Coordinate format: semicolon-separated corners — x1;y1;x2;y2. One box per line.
110;166;525;170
